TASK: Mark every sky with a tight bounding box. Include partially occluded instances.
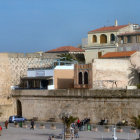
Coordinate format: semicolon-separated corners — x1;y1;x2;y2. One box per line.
0;0;140;53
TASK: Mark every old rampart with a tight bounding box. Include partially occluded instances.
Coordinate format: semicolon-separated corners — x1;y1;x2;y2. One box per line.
12;89;140;124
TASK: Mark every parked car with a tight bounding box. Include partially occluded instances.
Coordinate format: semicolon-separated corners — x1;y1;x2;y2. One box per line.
9;115;27;123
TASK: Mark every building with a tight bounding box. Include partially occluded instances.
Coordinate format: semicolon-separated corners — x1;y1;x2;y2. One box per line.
46;46;85;63
117;31;140;52
82;20;140;63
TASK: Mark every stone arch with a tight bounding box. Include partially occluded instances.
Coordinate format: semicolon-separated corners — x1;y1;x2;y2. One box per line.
78;72;83;84
84;71;88;84
110;34;115;41
100;34;107;44
92;35;97;43
17;100;22;116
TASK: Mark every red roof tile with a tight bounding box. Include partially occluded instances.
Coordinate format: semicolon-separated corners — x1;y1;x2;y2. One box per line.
46;46;85;53
88;25;128;33
101;51;136;58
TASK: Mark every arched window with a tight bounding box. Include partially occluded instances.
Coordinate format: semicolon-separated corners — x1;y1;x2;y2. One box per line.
92;35;97;43
100;34;107;44
110;34;115;41
84;72;88;84
78;72;83;84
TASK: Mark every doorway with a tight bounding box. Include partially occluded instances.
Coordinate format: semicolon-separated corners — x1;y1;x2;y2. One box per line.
17;100;22;116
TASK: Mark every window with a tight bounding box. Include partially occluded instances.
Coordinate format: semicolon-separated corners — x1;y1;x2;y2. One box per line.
127;36;131;43
78;72;83;84
92;35;97;43
84;72;88;84
110;34;115;41
98;52;102;58
137;35;140;43
100;34;107;44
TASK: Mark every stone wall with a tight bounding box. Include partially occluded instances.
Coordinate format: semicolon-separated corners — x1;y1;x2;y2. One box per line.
0;53;58;121
92;59;139;89
12;89;140;124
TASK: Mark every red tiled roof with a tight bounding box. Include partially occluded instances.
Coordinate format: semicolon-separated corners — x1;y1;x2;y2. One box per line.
118;32;140;36
101;51;136;58
88;25;128;33
46;46;85;53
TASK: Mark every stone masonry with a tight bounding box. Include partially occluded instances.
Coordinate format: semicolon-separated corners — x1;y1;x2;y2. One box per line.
12;89;140;124
0;53;58;121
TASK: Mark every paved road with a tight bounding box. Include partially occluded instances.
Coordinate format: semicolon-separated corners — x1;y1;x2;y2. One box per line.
0;122;139;140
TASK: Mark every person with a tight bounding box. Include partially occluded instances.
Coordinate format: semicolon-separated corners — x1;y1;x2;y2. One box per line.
74;125;79;138
0;125;2;136
104;118;108;125
48;136;51;140
30;119;34;130
5;120;8;129
77;118;80;129
70;124;74;139
51;135;54;140
122;119;125;124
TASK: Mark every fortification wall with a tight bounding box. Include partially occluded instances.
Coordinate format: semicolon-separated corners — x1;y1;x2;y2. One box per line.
0;53;58;121
12;89;140;124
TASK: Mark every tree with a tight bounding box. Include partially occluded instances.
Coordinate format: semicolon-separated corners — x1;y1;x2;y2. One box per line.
58;53;85;64
61;114;77;138
131;115;140;139
131;115;140;129
58;53;74;61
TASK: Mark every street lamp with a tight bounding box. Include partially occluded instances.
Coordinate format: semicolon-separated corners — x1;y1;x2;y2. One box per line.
113;125;117;140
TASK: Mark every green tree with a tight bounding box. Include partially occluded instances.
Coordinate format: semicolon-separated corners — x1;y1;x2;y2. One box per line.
58;53;74;61
131;115;140;139
61;115;77;135
58;53;85;63
131;115;140;129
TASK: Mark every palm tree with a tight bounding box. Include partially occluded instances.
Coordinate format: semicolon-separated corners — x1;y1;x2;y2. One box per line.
58;53;74;61
131;115;140;129
131;115;140;139
61;115;77;136
58;53;85;63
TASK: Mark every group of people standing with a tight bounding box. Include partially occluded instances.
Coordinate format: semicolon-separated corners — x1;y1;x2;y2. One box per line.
70;118;80;139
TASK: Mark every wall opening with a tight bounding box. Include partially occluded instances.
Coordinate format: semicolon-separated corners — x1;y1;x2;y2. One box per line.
84;72;88;84
41;80;48;89
78;72;83;84
110;34;115;42
92;35;97;43
100;34;107;44
17;100;22;116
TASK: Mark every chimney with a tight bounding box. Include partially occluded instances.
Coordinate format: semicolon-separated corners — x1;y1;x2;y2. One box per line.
115;19;118;26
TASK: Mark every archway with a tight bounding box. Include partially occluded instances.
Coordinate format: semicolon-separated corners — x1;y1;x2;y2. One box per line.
100;34;107;43
84;72;88;84
17;100;22;116
78;72;83;84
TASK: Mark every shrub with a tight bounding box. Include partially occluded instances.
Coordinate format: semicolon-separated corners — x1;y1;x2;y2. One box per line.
131;127;136;130
40;123;44;126
14;122;18;125
93;125;97;128
105;126;109;129
137;84;140;89
131;115;140;129
117;126;122;129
